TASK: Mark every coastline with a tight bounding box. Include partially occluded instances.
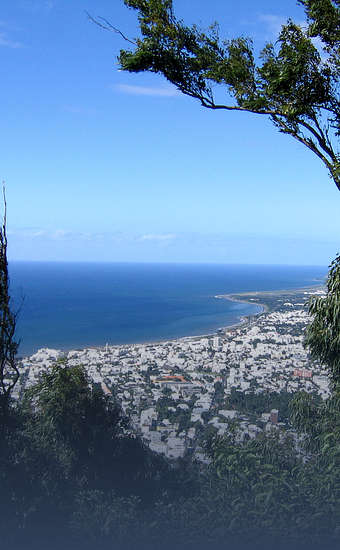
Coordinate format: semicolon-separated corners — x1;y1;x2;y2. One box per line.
20;284;325;358
175;283;325;346
216;283;325;313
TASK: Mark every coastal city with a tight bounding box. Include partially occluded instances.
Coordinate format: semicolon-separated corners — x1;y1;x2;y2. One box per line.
17;287;329;461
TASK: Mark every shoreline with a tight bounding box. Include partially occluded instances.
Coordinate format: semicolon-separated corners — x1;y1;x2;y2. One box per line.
216;283;326;313
19;284;325;359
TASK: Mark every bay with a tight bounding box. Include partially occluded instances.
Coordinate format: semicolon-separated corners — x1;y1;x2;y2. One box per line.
10;262;327;356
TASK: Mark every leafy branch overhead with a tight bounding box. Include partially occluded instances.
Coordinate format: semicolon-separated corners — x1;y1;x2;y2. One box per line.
93;0;340;189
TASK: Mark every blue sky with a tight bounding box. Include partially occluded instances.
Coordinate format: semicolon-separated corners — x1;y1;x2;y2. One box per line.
1;0;339;265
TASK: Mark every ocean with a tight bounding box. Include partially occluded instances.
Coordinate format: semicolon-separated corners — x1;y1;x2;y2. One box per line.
10;262;327;356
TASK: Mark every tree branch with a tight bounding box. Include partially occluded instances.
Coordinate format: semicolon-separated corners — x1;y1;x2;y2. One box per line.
272;115;340;190
176;86;284;117
177;86;339;182
86;12;137;46
297;118;335;161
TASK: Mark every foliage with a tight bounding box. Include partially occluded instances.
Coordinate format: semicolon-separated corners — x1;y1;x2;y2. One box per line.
105;0;340;189
299;0;340;50
305;254;340;387
226;388;321;424
289;387;340;483
156;393;176;420
202;430;339;548
213;380;224;404
0;360;338;548
0;363;201;548
71;489;141;548
0;185;19;411
22;364;114;482
140;429;339;550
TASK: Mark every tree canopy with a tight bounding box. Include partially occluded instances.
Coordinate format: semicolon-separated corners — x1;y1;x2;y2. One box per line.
95;0;340;189
305;253;340;387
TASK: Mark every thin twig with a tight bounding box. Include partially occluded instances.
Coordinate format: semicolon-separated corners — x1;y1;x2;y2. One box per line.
86;11;137;46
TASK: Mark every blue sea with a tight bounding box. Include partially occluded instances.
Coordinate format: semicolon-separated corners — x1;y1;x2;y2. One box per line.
10;262;327;356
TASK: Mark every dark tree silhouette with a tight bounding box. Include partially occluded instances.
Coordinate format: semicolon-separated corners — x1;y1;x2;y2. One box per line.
0;183;19;411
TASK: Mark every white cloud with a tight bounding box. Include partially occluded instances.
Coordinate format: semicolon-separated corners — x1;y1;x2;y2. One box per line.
22;0;55;13
9;228;179;245
8;228;48;238
259;14;327;58
114;83;180;97
9;228;75;239
31;230;47;237
52;229;73;239
0;32;23;49
63;105;98;116
139;233;177;241
258;14;288;37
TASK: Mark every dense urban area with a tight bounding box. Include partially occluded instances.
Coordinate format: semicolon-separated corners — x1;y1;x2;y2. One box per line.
16;287;329;462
